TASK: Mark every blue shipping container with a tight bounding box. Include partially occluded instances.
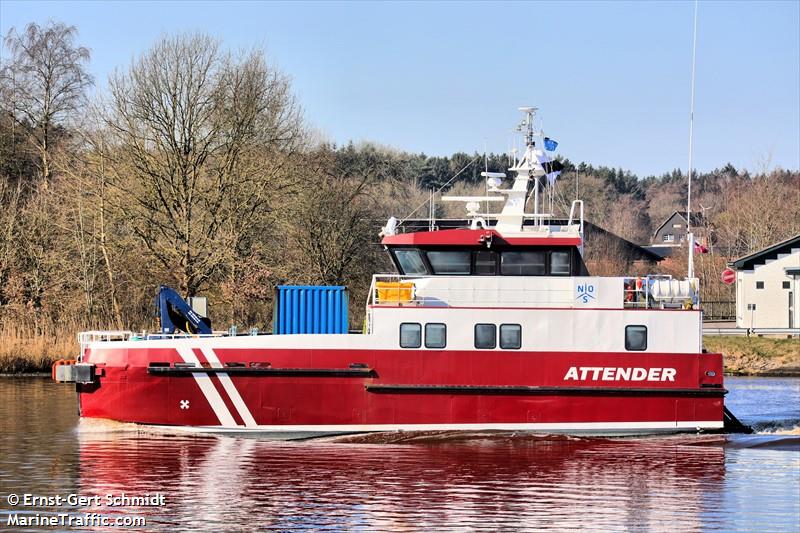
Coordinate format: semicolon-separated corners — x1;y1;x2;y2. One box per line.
273;285;349;335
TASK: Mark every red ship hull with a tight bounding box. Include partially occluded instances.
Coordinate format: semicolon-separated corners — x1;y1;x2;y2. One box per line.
77;345;725;438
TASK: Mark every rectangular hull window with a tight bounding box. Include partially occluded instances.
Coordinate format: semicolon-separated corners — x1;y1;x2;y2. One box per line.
400;323;422;348
425;323;447;349
500;324;522;349
474;324;497;349
625;325;648;351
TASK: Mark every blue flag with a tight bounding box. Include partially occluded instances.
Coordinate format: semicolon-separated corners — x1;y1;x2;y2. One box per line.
544;137;558;151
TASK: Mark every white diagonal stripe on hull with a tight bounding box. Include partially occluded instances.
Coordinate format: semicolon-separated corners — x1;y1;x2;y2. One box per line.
175;347;237;427
200;347;258;427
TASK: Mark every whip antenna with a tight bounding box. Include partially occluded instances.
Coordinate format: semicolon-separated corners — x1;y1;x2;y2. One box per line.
687;0;699;278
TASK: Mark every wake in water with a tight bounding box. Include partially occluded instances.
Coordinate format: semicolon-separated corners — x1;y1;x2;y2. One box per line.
751;419;800;435
726;434;800;451
76;417;217;441
318;430;585;444
76;417;141;434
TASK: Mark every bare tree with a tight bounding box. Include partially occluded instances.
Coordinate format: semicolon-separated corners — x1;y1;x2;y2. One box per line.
583;231;640;277
288;147;385;286
715;172;800;256
55;134;126;328
1;21;93;183
103;33;303;296
605;194;650;244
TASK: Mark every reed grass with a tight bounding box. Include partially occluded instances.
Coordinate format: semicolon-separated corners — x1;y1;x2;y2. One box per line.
0;324;81;374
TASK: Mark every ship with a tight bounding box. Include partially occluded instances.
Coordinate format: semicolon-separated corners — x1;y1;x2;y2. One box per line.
53;107;745;439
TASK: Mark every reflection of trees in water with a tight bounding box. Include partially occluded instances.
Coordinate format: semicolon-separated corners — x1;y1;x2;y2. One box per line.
0;379;81;507
76;433;725;531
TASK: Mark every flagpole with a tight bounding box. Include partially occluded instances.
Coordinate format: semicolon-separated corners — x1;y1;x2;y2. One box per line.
687;0;698;279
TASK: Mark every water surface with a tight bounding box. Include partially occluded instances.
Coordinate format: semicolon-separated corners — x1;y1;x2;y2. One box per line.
1;376;798;531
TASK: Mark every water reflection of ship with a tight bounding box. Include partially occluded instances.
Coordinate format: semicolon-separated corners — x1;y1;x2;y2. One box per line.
77;428;726;531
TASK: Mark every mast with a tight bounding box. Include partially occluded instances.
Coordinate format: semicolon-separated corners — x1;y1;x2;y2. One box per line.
523;108;539;223
496;107;545;232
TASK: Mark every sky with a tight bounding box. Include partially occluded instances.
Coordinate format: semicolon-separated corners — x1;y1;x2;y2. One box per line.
1;0;798;177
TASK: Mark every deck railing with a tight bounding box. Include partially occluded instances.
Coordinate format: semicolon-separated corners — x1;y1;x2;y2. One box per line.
77;330;233;359
78;331;133;360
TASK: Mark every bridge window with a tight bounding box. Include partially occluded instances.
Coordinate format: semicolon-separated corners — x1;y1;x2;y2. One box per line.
500;324;522;349
400;323;422;348
427;251;471;274
625;325;647;351
474;324;497;349
501;251;546;275
550;251;571;276
425;323;447;349
474;250;498;275
395;250;427;275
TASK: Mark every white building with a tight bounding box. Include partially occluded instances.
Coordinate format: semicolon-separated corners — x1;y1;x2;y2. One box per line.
731;234;800;329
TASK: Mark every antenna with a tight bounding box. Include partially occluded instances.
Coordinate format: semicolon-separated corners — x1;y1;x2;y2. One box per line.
484;138;489;215
686;0;698;279
428;188;435;231
517;106;538;147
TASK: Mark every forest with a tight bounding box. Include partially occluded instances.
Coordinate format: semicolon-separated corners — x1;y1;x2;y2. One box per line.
1;22;798;370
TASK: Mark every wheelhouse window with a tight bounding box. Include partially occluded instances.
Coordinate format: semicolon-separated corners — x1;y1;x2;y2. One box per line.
625;325;647;351
550;251;571;276
499;324;522;349
394;250;427;275
427;251;471;275
399;323;422;348
501;251;546;275
474;324;497;349
390;246;577;277
425;323;447;349
474;250;498;275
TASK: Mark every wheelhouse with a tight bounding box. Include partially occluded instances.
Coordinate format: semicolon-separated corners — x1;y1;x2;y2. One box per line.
387;245;589;277
383;228;589;277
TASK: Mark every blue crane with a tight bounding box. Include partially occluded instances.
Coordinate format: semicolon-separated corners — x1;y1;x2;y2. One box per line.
155;285;212;334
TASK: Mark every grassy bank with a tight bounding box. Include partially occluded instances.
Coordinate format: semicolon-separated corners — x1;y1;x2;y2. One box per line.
704;336;800;376
0;327;79;374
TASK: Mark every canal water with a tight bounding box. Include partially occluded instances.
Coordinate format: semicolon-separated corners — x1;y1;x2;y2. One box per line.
1;376;798;531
